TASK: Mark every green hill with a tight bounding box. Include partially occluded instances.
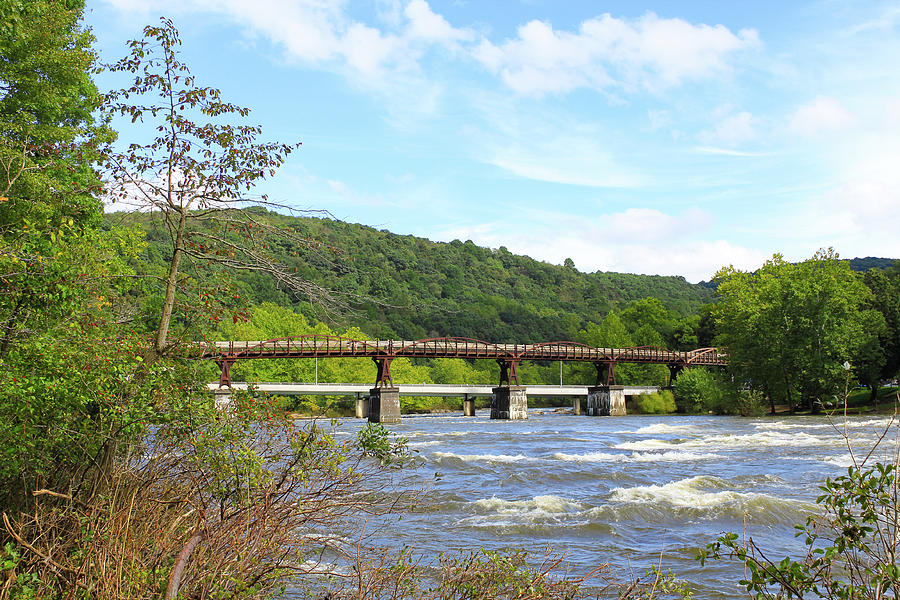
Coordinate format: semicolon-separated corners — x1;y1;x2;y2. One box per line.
107;209;715;342
847;257;898;272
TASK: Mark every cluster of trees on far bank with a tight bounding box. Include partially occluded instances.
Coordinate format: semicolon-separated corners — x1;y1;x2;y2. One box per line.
713;249;900;414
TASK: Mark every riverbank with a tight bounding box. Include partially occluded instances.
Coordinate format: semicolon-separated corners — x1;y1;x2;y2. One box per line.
273;386;899;419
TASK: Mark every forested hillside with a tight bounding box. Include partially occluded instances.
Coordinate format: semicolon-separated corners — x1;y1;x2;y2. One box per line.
107;208;715;342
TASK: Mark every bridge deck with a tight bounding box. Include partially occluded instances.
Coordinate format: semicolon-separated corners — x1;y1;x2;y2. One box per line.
195;336;726;366
209;382;663;397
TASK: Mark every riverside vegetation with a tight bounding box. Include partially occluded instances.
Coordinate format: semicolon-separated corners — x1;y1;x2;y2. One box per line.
2;3;900;598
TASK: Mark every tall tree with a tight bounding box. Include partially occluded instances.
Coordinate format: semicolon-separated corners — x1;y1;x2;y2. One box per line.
618;297;676;346
0;0;151;507
713;249;876;413
103;19;338;357
0;0;111;354
854;266;900;405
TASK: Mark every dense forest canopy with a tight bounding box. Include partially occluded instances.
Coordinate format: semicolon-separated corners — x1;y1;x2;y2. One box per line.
107;208;718;343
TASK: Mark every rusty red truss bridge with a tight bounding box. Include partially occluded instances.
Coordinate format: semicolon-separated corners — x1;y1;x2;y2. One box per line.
193;336;727;388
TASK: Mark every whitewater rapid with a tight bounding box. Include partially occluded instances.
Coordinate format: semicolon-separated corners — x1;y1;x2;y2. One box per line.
324;411;898;597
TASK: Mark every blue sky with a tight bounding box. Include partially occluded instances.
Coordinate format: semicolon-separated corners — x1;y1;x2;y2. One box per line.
87;0;900;282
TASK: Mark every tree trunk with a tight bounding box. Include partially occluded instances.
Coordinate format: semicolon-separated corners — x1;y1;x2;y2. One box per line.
870;384;879;409
155;209;187;355
0;293;25;357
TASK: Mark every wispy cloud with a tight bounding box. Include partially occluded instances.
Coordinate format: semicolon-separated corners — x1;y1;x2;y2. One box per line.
693;146;770;157
698;111;756;147
788;96;854;137
437;206;763;282
472;12;759;96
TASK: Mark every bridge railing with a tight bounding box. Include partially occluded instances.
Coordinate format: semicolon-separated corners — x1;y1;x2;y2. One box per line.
194;336;727;366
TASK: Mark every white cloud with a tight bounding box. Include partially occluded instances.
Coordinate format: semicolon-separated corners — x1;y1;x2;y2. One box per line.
438;207;762;282
473;12;759;96
788;96;854;137
694;146;769;157
326;178;391;207
608;239;768;281
647;109;671;131
464;92;644;187
484;137;642;188
404;0;472;44
752;129;900;261
100;0;472;82
699;111;755;147
601;207;712;241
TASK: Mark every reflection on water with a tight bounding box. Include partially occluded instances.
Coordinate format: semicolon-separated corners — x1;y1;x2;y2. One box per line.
313;411;897;598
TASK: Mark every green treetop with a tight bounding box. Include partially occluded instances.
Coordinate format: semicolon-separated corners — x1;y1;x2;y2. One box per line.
713;248;878;413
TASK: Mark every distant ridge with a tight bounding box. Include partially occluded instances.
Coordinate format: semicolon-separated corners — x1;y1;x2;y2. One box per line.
697;256;898;291
847;257;898;272
110;210;715;342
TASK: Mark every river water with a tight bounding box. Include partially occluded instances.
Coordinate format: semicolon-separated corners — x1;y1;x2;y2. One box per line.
326;410;898;597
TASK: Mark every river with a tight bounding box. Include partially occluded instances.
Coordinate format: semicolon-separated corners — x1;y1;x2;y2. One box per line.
324;410;898;597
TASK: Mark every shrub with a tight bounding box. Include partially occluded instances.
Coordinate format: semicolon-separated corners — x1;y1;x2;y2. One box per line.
673;369;739;414
634;390;677;414
0;390;414;599
736;390;767;417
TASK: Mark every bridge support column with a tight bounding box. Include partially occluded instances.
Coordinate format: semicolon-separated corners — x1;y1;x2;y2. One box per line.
586;385;626;416
573;397;582;416
668;363;685;386
355;392;369;419
213;388;232;409
217;359;235;388
593;361;617;386
463;394;476;416
368;387;401;424
491;386;527;420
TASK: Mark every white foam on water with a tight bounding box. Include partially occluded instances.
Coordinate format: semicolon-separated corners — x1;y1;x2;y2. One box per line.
705;431;830;447
616;430;831;451
608;476;812;511
551;451;621;462
824;453;856;468
471;494;586;515
756;418;896;432
407;430;478;439
407;440;441;448
432;451;541;464
298;560;351;576
615;439;681;451
458;494;589;526
551;450;722;463
630;450;723;462
631;423;701;435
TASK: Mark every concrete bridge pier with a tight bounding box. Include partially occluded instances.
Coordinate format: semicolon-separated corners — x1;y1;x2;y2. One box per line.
355;392;369;419
586;385;626;416
573;397;582;415
463;394;476;416
213;388;232;409
368;386;401;423
490;386;528;420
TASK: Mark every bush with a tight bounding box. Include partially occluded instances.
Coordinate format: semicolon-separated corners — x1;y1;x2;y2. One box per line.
736;390;767;417
633;390;677;414
0;390;414;599
673;369;739;414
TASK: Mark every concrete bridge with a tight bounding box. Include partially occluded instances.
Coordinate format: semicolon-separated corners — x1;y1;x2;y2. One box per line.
198;336;726;422
209;382;666;421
